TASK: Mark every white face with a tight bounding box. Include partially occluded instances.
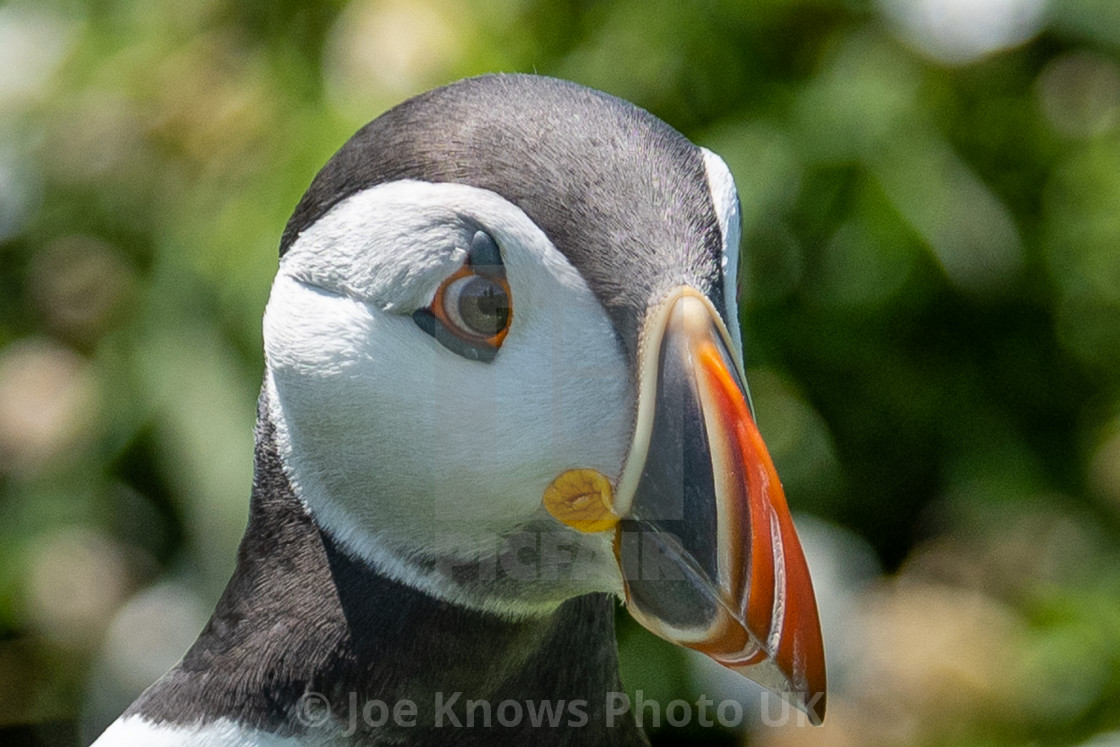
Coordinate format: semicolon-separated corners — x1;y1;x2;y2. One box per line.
263;180;633;616
700;147;745;369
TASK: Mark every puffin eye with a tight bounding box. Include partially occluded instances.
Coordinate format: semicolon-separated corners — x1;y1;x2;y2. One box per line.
411;230;513;362
442;275;511;338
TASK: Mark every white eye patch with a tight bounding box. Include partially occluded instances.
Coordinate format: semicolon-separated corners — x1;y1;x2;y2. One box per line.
279;184;475;313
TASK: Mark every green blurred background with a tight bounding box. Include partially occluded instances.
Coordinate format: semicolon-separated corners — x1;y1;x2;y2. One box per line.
2;0;1120;744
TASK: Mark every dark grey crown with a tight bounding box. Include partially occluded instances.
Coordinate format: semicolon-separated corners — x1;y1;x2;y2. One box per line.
280;74;727;356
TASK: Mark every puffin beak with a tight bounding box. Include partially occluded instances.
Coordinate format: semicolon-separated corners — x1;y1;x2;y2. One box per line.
613;286;826;724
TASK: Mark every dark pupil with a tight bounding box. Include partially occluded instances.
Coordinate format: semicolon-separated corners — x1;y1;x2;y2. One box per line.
458;276;510;336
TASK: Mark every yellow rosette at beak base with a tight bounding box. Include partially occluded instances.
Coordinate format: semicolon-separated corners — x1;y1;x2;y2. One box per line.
542;469;620;533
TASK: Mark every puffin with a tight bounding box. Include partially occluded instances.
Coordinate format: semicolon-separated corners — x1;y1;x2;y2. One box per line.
91;74;825;746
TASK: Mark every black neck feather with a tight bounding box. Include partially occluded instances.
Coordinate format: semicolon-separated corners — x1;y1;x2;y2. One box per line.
125;391;646;746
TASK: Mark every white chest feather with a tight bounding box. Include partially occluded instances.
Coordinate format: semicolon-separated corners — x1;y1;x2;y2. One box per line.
91;716;335;747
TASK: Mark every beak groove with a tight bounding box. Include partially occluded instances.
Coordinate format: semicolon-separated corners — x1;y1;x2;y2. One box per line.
614;287;826;724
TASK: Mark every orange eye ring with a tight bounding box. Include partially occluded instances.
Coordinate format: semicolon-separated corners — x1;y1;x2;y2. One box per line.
427;264;513;350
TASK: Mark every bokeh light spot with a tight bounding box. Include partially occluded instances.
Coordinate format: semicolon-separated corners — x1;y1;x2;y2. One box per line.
1037;52;1120;139
0;339;100;476
878;0;1047;65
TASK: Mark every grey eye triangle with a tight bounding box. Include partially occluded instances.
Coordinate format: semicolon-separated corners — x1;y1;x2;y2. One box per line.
411;308;497;363
467;230;504;278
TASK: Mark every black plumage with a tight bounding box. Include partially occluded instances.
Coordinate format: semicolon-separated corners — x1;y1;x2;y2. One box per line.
128;393;648;746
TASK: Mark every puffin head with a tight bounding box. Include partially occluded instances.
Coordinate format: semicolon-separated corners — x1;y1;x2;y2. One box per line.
263;74;825;724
